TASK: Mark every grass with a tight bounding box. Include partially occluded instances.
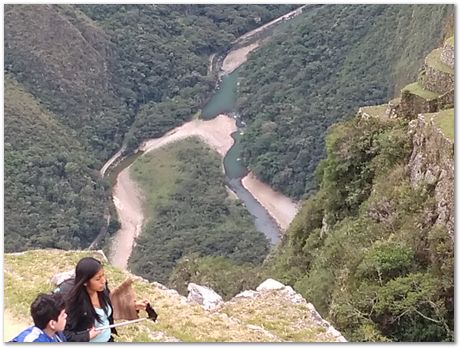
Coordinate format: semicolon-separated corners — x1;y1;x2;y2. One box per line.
429;108;454;141
129;142;184;215
5;249;343;342
425;48;454;74
402;82;440;101
221;291;337;342
389;98;400;105
360;104;388;119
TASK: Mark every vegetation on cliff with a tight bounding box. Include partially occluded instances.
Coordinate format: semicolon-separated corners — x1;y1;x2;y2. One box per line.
236;4;453;199
262;115;454;341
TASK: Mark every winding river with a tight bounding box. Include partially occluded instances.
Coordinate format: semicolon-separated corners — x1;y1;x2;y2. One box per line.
104;6;305;270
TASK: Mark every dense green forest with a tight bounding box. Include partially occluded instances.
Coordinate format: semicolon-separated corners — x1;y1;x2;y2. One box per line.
128;139;269;284
4;77;107;251
75;4;296;153
4;4;293;251
260;115;454;341
237;4;453;199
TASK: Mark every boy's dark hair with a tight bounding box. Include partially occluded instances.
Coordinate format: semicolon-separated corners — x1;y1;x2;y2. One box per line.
30;293;65;330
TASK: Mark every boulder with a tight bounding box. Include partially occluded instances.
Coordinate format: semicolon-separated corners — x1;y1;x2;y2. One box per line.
187;283;223;310
50;269;74;286
256;278;285;291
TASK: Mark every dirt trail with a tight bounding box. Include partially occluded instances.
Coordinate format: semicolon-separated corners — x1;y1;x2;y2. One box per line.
4;310;30;342
100;145;126;177
242;172;298;231
231;5;307;44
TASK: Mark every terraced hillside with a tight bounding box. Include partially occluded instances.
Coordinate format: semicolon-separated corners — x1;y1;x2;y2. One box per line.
400;36;454;118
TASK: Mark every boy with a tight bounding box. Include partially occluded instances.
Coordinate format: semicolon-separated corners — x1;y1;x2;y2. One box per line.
10;293;67;342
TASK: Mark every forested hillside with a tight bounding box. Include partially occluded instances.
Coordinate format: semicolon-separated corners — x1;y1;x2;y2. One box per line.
4;4;293;252
128;139;270;284
5;5;128;162
237;4;453;199
4;77;107;251
75;4;296;152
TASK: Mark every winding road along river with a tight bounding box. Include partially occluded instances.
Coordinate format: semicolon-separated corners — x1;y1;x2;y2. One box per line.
106;7;304;270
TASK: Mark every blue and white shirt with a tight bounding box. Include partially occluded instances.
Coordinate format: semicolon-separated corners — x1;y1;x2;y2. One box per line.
10;326;65;342
90;305;112;342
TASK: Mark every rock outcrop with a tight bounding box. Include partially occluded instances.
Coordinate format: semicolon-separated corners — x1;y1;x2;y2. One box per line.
407;113;454;239
440;38;454;69
187;283;224;310
227;279;347;342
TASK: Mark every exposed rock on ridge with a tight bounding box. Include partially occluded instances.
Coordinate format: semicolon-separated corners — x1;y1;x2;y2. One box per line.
407;114;454;238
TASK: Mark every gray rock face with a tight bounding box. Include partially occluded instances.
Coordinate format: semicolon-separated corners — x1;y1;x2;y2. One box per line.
441;42;454;69
423;64;454;95
408;114;454;238
187;283;224;310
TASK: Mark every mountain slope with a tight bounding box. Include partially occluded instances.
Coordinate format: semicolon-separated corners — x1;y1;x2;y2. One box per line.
236;4;453;199
4;77;106;252
5;4;127;161
262;38;454;342
4;4;295;253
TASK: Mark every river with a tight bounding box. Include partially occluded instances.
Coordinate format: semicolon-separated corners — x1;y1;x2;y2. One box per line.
104;6;304;269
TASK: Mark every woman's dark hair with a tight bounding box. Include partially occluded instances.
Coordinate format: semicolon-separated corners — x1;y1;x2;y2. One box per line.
65;257;110;326
31;293;65;330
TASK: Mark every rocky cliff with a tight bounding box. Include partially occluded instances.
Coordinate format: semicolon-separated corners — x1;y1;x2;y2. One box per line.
4;249;346;342
358;36;454;239
407;112;454;238
401;38;454;239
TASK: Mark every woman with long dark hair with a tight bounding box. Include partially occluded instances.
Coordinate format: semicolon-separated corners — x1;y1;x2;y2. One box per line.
64;257;147;342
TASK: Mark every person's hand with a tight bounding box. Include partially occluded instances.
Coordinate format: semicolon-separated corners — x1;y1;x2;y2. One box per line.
88;327;101;340
134;299;149;311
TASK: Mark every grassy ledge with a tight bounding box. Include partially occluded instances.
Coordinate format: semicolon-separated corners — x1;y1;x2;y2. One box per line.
428;108;454;141
425;48;454;75
402;82;440;101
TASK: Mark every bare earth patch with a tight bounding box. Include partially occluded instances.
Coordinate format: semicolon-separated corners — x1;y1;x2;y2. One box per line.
4;309;31;342
109;169;145;270
140;114;237;157
221;42;260;75
242;172;299;231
